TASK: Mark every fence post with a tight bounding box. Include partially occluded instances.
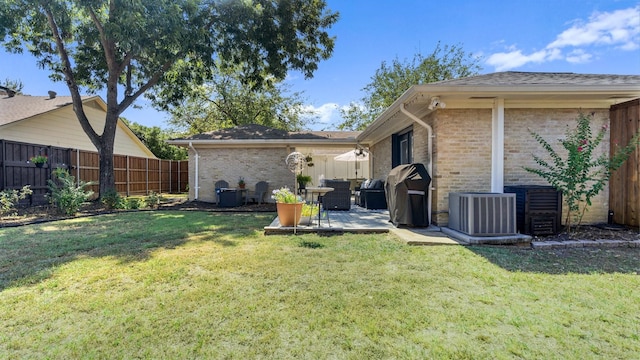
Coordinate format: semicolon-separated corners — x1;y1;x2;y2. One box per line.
1;139;6;190
145;157;149;195
169;160;172;193
76;149;80;186
126;155;130;196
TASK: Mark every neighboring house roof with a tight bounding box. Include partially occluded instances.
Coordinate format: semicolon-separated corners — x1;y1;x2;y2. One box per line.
170;124;361;147
0;94;94;126
359;71;640;143
0;93;156;158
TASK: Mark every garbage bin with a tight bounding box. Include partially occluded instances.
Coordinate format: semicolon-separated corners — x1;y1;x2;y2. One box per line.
385;163;431;227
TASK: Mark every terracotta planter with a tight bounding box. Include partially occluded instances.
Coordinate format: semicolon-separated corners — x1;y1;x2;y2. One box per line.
276;202;303;226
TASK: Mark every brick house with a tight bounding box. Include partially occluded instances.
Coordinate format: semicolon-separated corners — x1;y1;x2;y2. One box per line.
169;124;362;203
357;72;640;226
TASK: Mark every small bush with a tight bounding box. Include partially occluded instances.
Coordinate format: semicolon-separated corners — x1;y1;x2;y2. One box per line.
146;191;161;209
101;189;125;209
0;185;33;215
47;168;95;216
126;197;144;210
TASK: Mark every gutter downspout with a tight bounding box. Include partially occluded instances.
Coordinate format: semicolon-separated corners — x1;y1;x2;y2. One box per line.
400;103;434;226
188;142;199;200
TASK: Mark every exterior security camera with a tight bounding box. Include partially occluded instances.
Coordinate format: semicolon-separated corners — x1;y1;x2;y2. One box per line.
428;96;446;110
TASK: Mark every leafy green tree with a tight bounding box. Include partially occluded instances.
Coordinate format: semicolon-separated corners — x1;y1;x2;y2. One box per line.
164;65;316;134
525;112;640;231
0;0;337;197
339;43;482;130
122;119;188;160
0;78;23;95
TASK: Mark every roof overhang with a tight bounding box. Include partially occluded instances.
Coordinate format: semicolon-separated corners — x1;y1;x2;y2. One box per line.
168;138;359;148
358;83;640;145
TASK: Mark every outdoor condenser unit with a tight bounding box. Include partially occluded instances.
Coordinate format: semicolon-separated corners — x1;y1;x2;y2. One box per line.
448;192;517;236
504;185;562;236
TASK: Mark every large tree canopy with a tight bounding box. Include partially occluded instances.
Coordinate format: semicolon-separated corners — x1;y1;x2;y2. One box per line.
163;64;316;134
338;43;482;130
121;119;188;161
0;0;338;196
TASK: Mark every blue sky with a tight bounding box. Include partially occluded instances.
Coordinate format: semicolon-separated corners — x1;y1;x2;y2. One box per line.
2;0;639;131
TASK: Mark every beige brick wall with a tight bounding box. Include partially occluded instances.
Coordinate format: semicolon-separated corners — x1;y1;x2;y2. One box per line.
412;120;432;166
504;108;610;225
431;109;493;225
371;136;392;181
372;108;611;226
188;147;296;202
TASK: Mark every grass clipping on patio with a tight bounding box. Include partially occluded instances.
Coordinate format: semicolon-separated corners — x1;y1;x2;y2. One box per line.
0;211;639;358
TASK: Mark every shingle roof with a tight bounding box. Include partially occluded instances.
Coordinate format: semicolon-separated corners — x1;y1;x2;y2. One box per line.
0;94;96;126
178;124;360;141
433;71;640;86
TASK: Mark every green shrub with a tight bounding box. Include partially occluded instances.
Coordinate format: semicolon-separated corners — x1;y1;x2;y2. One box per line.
525;112;640;230
146;191;161;209
101;189;125;209
126;197;144;210
0;185;33;215
47;168;95;216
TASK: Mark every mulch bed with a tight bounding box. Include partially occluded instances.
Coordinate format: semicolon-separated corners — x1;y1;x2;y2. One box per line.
1;199;638;243
531;224;639;242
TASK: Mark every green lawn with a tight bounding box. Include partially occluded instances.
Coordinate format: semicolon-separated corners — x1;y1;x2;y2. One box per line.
1;211;639;359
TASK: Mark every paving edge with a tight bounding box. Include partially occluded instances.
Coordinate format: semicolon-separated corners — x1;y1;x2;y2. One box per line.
441;227;532;245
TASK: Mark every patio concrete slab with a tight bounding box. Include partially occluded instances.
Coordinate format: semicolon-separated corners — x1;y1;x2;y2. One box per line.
265;207;462;246
264;207;394;235
391;227;467;245
441;227;532;245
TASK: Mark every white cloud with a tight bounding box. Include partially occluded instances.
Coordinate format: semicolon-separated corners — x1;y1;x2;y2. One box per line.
566;49;593;64
486;6;640;71
302;102;340;124
547;6;640;49
486;49;558;71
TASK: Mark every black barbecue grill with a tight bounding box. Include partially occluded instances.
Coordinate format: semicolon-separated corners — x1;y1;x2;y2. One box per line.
385;163;432;227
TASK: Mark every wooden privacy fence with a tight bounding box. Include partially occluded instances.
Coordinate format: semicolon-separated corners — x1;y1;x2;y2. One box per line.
0;139;188;205
609;99;640;227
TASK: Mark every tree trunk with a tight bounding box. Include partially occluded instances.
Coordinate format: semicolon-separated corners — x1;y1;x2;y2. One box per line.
98;141;116;196
98;110;119;197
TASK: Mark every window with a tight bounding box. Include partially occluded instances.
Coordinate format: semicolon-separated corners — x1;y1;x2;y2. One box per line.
392;127;413;168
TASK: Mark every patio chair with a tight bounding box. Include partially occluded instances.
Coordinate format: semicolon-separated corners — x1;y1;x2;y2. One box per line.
322;180;351;210
214;180;229;203
356;179;387;209
245;181;269;204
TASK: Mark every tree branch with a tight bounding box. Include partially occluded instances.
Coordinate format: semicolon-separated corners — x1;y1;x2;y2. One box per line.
86;6;116;73
116;60;175;115
42;5;101;146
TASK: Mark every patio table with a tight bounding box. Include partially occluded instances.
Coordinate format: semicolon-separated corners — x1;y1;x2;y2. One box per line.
305;186;334;227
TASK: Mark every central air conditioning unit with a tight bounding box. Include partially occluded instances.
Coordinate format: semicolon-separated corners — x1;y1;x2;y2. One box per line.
448;192;516;236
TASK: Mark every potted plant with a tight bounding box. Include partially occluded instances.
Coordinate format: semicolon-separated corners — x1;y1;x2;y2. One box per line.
299;203;320;225
271;187;303;226
30;154;48;168
238;177;246;189
296;174;312;190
